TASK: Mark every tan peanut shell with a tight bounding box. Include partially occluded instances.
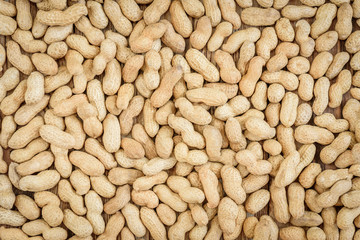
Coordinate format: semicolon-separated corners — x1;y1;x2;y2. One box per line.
0;0;359;238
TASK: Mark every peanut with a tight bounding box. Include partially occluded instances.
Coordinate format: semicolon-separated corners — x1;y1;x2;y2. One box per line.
222;27;261;54
63;209;93;238
37;3;87;26
58;179;86;217
140;207;167;240
69;151;105;177
70;170;90;196
253;215;278;240
312;77;330;115
257;27;278;61
12;29;47;53
19;170;60;192
214;50;241;84
103;184;130;214
202;0;221;27
151;66;183;107
130;22;166;53
280;92;299;127
0;175;15;210
185;48;219;83
97;212;124;240
75;16;104;46
0;1;358;238
168;211;195;240
85;190;105;235
0;1;16;17
218;0;241;29
241;7;280;26
6;41;34;75
317;179;352;208
143;0;171;25
246;189;270;214
207;21;233;52
311;3;337;39
169;1;192;39
16;151;54;176
237;41;255;75
186;87;228;107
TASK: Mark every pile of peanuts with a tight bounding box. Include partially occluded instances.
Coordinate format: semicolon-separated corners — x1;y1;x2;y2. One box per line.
1;0;360;239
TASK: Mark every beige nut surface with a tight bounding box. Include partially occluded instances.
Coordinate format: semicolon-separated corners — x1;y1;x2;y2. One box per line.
0;1;359;239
